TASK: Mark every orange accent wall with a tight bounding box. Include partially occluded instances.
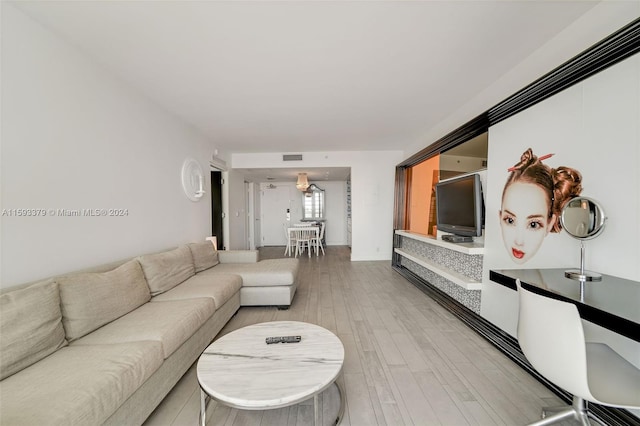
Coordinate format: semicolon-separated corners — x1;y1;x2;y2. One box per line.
408;155;439;236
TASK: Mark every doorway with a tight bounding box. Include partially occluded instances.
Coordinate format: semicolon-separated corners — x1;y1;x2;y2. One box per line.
211;171;224;249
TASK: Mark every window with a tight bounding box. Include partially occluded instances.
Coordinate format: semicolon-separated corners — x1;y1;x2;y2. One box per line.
302;184;324;220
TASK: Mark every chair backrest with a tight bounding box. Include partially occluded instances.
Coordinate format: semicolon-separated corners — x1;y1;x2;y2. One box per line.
319;222;326;239
516;280;594;400
293;227;315;241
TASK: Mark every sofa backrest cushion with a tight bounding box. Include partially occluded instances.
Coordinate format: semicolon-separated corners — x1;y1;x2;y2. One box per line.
57;260;151;341
0;279;68;380
137;246;195;296
188;242;219;273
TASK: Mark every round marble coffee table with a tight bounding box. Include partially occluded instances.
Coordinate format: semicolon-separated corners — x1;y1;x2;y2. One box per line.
197;321;345;426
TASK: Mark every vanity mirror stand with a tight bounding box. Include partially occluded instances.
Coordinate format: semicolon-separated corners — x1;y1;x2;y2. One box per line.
560;196;607;301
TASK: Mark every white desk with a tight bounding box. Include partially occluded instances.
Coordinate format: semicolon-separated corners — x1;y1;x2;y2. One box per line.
197;321;345;426
490;269;640;342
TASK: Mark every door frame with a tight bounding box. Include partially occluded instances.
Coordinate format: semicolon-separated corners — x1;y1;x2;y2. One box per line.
210;170;224;250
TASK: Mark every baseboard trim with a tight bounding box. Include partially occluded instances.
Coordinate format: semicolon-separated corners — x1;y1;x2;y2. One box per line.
392;264;640;426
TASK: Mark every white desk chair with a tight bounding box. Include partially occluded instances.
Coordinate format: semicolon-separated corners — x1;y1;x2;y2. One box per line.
516;279;640;426
283;225;296;256
293;227;316;258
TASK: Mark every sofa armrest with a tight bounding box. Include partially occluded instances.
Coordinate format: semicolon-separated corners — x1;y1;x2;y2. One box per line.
217;250;258;264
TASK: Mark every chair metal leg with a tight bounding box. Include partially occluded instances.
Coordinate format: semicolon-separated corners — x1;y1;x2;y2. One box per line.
541;404;571;416
572;396;593;426
576;412;591;426
529;408;575;426
531;396;597;426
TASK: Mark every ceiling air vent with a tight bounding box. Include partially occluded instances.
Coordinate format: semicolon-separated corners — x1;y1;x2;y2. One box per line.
283;154;303;161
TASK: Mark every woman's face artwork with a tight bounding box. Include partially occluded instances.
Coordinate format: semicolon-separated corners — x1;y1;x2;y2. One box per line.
499;182;556;264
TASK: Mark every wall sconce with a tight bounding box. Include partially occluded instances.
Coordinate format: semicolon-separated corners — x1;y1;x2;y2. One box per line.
181;158;206;201
296;173;309;191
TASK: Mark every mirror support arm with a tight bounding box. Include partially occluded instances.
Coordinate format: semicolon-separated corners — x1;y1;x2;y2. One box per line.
561;196;606;286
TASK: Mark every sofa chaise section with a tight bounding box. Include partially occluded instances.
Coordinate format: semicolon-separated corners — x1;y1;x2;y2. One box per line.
197;247;299;307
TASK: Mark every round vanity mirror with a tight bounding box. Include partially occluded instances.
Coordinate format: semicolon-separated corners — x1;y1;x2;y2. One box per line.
560;197;606;240
560;196;607;284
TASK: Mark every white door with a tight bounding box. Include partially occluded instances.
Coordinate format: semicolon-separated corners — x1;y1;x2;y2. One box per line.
245;182;253;249
261;185;290;246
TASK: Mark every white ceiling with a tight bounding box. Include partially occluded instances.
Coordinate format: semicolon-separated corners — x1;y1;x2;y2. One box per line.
236;167;351;184
13;0;603;159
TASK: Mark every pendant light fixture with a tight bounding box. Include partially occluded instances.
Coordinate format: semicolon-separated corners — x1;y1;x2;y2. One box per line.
296;173;309;191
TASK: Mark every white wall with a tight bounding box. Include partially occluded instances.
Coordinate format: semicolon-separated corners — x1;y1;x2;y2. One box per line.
440;155;487;173
226;169;248;250
1;5;215;288
280;181;346;245
481;53;639;365
321;181;347;245
255;180;346;247
232;151;403;260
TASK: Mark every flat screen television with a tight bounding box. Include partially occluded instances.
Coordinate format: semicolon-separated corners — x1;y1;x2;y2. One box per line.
435;173;484;237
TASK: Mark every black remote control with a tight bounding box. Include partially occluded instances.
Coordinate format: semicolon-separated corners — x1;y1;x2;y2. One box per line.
265;336;301;344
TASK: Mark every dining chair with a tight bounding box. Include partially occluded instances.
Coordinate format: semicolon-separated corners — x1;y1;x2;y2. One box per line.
516;279;640;426
312;222;325;255
293;227;316;258
283;224;296;256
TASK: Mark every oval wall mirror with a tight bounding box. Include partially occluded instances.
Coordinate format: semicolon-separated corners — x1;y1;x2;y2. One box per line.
560;196;607;285
560;196;606;240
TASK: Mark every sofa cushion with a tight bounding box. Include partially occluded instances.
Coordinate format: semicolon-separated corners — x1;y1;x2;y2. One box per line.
188;242;219;272
0;341;163;426
138;246;195;296
218;250;259;263
71;298;215;359
202;258;298;287
0;279;67;380
57;260;151;342
152;273;242;310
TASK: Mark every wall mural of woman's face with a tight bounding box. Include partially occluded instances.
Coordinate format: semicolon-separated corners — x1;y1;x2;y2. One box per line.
499;182;556;264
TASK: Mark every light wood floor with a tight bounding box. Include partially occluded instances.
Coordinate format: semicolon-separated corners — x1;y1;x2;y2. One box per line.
144;246;575;426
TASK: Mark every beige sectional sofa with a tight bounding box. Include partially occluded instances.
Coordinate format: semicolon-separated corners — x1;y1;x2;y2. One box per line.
0;242;298;425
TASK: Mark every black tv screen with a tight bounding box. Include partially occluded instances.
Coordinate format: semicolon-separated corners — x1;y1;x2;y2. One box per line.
435;173;484;237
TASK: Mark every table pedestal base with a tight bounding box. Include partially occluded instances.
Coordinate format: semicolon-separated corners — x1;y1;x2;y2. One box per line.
200;379;345;426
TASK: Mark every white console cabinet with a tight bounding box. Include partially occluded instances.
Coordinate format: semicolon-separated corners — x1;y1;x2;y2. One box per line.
394;230;484;313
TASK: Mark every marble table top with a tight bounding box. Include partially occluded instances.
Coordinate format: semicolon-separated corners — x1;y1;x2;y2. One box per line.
197;321;344;410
